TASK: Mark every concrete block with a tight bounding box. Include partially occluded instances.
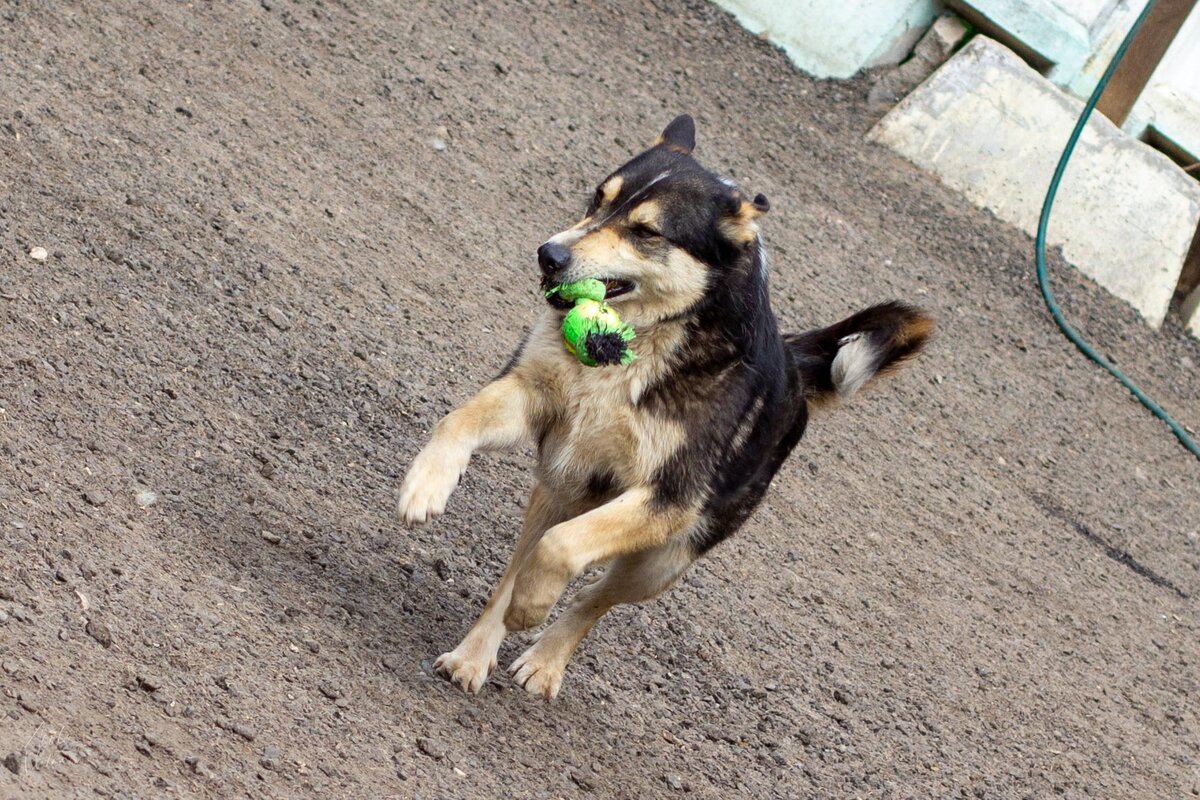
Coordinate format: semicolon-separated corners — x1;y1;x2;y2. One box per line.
868;14;970;111
1183;283;1200;338
869;36;1200;328
712;0;941;79
946;0;1092;73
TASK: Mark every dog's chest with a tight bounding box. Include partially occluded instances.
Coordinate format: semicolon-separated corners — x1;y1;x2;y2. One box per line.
538;366;681;494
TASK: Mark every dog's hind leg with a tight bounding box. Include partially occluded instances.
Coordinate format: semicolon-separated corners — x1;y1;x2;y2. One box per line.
433;483;572;694
509;537;696;699
505;487;698;632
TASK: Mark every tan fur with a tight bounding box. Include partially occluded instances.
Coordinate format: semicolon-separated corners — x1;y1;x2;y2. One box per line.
718;199;762;245
432;483;576;693
627;200;660;229
504;487;698;631
402;296;704;689
396;374;535;524
600;175;623;205
509;539;696;698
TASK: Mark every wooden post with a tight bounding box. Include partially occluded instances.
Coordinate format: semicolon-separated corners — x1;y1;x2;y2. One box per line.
1096;0;1198;126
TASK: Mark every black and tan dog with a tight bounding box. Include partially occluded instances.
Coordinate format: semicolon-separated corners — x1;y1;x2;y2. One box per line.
397;115;931;699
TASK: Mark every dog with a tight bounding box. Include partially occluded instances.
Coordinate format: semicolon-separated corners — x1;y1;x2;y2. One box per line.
397;115;932;699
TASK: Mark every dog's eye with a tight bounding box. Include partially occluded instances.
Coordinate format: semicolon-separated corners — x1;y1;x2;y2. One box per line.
587;188;604;215
630;224;661;241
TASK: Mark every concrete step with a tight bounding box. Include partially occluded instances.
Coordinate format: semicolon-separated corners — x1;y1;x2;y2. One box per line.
869;35;1200;329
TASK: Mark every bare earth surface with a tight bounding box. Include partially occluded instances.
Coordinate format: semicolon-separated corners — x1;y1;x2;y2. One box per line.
2;1;1199;798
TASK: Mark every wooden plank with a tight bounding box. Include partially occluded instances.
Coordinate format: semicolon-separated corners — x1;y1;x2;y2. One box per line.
1096;0;1198;126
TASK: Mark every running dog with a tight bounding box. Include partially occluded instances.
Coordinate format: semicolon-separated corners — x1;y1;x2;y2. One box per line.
397;115;932;699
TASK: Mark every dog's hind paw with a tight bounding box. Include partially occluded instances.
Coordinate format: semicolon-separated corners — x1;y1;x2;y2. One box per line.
433;648;495;695
509;645;566;700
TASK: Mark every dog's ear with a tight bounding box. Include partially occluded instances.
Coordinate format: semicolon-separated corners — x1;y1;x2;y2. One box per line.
655;114;695;154
719;191;769;244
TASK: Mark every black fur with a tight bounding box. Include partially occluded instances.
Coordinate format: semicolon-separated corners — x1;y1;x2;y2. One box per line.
590;141;933;555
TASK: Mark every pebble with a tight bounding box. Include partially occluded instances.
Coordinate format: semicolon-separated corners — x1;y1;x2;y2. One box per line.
3;753;19;774
28;246;48;261
416;737;447;760
84;489;110;507
570;770;595;790
260;530;281;544
318;679;343;700
137;674;163;692
229;722;256;742
665;773;683;791
264;305;291;330
259;745;281;770
135;489;158;508
429;138;447;152
0;610;8;624
86;618;113;648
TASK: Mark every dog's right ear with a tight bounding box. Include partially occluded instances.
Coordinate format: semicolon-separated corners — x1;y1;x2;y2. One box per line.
655;114;695;155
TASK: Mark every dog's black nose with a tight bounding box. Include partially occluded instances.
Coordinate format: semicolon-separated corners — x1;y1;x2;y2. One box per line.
537;241;572;276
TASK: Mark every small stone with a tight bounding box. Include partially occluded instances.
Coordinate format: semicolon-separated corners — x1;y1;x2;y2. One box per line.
260;530;281;544
175;105;193;118
318;679;343;700
137;674;163;691
229;722;256;742
429;137;447;152
260;0;273;9
570;770;595;791
833;688;851;704
416;737;446;760
3;753;19;774
135;489;158;508
264;305;291;330
28;246;48;261
0;610;9;624
665;773;683;791
84;490;110;507
259;745;281;770
86;619;113;648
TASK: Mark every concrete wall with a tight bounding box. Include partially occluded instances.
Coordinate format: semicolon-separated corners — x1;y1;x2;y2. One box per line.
712;0;941;79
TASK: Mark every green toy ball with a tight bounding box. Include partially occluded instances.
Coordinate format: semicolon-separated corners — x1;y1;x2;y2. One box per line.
546;279;636;367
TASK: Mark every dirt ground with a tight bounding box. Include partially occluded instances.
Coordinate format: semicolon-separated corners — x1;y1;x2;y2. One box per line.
2;1;1199;798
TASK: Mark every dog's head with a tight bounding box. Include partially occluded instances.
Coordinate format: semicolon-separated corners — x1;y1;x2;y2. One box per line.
539;115;769;327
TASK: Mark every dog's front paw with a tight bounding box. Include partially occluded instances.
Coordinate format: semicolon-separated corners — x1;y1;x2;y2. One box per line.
434;646;495;695
397;445;468;525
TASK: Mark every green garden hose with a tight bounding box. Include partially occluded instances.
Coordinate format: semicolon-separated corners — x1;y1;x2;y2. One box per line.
1036;0;1200;459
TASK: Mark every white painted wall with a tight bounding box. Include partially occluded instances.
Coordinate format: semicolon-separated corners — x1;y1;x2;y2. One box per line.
713;0;942;79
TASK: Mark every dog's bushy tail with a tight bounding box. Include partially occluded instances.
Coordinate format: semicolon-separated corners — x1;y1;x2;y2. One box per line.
785;301;933;407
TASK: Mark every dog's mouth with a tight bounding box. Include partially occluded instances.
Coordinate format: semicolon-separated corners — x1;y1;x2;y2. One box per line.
544;278;635;309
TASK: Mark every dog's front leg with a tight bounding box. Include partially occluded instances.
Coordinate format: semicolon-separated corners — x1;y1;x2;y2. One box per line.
504;487;697;631
397;374;535;525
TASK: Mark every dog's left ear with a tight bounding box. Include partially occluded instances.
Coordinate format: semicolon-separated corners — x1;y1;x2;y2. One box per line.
655;114;695;154
720;192;770;244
